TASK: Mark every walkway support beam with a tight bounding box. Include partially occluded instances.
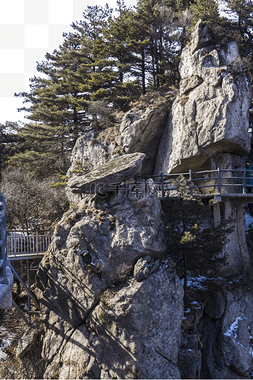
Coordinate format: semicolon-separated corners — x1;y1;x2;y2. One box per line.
243;169;247;194
217;168;221;193
10;262;40;311
213;202;221;227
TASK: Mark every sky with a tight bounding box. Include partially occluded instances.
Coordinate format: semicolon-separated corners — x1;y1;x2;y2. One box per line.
0;0;137;125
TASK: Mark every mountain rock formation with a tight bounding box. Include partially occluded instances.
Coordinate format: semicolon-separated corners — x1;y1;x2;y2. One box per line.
155;20;252;174
36;21;253;379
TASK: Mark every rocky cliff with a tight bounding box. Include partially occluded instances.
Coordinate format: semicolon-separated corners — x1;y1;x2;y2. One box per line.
36;21;253;379
155;20;252;174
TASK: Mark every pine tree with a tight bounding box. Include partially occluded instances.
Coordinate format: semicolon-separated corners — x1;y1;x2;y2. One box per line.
190;0;220;25
135;0;192;88
0;122;25;181
16;31;92;143
9;2;194;179
7;122;72;178
223;0;253;56
12;6;114;177
92;1;141;110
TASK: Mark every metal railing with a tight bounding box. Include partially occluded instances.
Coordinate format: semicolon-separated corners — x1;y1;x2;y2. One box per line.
7;232;52;259
0;194;7;277
139;168;253;198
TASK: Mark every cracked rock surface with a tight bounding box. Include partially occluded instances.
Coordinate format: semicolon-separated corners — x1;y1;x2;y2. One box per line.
35;21;253;380
56;265;183;379
37;187;183;379
155;20;252;174
68;153;145;194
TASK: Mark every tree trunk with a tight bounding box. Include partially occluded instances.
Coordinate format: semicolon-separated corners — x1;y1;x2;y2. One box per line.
141;47;146;95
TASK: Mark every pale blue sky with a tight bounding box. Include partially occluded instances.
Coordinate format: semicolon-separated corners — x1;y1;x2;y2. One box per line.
0;0;136;124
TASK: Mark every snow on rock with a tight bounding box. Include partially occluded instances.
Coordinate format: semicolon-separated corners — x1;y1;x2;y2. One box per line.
187;276;208;291
223;316;243;339
220;291;253;376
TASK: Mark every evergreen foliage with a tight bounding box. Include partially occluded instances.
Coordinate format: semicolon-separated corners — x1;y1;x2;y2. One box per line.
162;197;229;305
190;0;220;25
161;175;232;305
224;0;253;56
1;0;253;184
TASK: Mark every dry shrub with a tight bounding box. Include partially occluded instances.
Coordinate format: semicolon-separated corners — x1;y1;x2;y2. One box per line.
0;308;47;379
116;262;133;282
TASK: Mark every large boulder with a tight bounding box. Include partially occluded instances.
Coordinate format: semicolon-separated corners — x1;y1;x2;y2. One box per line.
66;94;173;203
198;287;253;378
37;183;169;378
66;128;122;203
155;21;252;175
44;264;184;379
120;94;173;174
16;323;40;357
68;153;145;195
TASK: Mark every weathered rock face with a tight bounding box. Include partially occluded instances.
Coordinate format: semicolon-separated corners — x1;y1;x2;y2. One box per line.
120;95;173;174
37;186;182;378
220;201;250;277
68;152;145;194
197;286;253;379
16;323;40;357
66;94;173;203
66;129;117;203
36;21;253;380
155;21;252;174
57;265;183;379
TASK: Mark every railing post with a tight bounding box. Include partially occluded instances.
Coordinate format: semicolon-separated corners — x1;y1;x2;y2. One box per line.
36;231;39;253
14;235;16;255
161;172;165;198
218;168;221;193
0;194;7;277
189;169;192;182
243;168;247;194
27;259;31;323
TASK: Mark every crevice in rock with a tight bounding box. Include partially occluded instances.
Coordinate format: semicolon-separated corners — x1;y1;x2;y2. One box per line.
154;347;175;364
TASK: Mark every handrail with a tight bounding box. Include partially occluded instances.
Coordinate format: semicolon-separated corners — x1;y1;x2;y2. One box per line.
137;168;253;197
7;233;52;257
0;194;7;277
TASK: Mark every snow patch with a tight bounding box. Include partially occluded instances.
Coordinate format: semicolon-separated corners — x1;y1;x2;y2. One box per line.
224;317;243;339
187;276;207;290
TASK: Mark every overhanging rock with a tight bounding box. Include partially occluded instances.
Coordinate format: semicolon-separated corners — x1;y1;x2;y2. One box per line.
68;152;145;194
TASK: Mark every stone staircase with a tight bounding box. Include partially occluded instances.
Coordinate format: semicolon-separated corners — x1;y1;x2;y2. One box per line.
0;194;13;309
